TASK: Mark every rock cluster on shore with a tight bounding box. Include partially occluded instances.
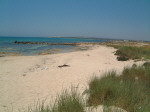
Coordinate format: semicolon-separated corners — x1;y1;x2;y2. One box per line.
0;52;21;57
13;40;106;46
14;40;150;47
14;41;80;46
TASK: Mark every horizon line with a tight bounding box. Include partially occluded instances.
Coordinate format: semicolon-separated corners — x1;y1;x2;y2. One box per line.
0;35;149;42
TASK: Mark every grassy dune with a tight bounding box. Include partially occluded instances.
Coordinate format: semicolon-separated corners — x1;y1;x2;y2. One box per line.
87;63;150;112
111;45;150;61
115;46;150;61
30;62;150;112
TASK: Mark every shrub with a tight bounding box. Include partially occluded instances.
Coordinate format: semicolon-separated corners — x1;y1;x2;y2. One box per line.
114;46;150;61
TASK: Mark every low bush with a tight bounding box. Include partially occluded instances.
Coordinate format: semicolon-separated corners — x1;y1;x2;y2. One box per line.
113;46;150;61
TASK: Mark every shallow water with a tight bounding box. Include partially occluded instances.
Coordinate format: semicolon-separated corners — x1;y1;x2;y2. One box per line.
0;37;110;55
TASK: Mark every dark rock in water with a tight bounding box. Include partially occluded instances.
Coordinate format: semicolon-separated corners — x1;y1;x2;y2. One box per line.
13;41;102;46
117;56;129;61
58;64;70;68
13;41;79;46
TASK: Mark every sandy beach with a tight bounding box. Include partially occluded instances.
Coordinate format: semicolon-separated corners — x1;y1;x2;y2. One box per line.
0;45;143;112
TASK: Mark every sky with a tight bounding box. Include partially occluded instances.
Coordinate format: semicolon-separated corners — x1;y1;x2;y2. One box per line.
0;0;150;41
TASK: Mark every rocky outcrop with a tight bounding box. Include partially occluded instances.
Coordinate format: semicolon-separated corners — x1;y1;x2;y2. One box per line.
14;41;80;46
0;52;21;56
14;41;102;46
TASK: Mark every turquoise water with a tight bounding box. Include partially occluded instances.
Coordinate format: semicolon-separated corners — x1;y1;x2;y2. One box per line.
0;36;110;55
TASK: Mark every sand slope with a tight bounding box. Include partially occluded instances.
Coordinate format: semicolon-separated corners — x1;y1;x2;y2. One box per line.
0;45;142;112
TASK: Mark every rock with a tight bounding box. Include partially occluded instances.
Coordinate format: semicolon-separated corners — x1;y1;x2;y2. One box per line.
23;74;26;76
10;52;21;56
38;52;51;55
58;64;70;68
85;105;103;112
41;66;49;70
103;106;127;112
132;64;137;67
0;52;11;55
135;77;138;80
117;56;129;61
14;41;79;46
85;105;127;112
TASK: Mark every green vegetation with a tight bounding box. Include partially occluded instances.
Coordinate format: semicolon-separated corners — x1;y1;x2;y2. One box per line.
51;89;85;112
112;45;150;61
120;63;150;85
87;62;150;112
30;62;150;112
28;88;85;112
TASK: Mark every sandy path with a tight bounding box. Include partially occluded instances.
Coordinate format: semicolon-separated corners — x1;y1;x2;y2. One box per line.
0;45;142;112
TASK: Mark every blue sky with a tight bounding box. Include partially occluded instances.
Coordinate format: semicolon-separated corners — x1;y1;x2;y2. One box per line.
0;0;150;41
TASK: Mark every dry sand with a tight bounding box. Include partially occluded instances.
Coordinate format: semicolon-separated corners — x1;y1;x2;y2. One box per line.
0;45;143;112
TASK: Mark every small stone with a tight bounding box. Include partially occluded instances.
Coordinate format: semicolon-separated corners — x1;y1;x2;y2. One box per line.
23;74;26;76
135;77;138;80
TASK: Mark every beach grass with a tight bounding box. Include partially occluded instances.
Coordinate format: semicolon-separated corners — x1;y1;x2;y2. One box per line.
28;88;85;112
87;62;150;112
29;60;150;112
120;63;150;85
30;62;150;112
111;45;150;61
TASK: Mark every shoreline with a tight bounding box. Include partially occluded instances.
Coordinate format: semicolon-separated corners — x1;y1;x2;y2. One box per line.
1;41;149;57
0;44;92;57
0;45;144;112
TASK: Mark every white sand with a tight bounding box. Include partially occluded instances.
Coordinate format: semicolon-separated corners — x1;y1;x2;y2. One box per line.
0;45;143;112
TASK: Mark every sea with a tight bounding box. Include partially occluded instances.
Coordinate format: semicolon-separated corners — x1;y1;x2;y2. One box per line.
0;36;111;55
